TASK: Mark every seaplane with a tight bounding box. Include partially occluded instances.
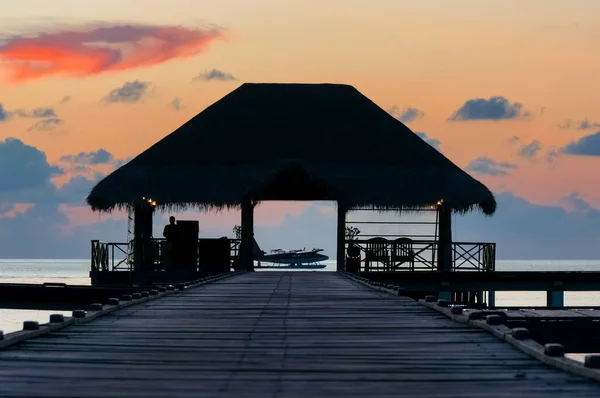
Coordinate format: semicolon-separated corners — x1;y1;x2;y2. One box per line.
252;239;329;269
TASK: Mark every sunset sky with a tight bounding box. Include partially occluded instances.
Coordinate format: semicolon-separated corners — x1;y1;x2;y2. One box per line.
2;0;600;259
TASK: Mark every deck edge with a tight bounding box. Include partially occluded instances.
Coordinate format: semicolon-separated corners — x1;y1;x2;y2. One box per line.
339;271;600;383
419;299;600;383
0;271;241;350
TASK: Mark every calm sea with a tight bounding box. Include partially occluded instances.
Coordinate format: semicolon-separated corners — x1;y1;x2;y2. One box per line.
1;259;600;335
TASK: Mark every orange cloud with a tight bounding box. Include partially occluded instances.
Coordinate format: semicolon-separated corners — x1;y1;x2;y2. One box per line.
0;24;225;83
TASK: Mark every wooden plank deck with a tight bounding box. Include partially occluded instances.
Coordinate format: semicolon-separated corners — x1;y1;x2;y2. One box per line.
0;272;599;397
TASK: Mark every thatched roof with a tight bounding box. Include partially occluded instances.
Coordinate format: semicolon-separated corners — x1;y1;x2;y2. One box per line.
87;83;496;215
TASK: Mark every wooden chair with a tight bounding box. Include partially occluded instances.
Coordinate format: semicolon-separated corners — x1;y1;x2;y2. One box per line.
365;238;389;271
345;241;362;273
391;237;415;270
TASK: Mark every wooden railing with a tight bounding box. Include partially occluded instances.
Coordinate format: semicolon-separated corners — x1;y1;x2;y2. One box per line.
91;238;242;272
92;237;494;273
345;239;495;272
91;240;131;272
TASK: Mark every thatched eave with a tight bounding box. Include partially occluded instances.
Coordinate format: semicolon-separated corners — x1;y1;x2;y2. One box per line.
87;159;496;215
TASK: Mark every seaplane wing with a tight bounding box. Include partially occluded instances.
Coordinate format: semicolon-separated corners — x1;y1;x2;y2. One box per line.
252;239;328;267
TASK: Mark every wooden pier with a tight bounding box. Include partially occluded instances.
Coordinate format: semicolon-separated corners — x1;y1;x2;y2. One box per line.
0;272;599;397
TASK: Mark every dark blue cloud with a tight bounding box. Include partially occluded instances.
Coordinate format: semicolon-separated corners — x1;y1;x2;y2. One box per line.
193;69;237;82
0;138;63;199
168;97;184;111
465;157;517;176
458;192;600;259
114;156;134;168
561;131;600;156
104;81;151;103
30;107;57;118
8;107;58;119
0;203;124;258
0;139;121;258
0;138;108;205
27;118;64;132
578;120;600;130
415;132;440;150
546;147;560;163
388;105;425;123
61;149;114;165
559;119;600;130
0;104;64;130
56;173;105;205
560;193;591;212
449;96;527;121
518;140;541;159
0;104;8;121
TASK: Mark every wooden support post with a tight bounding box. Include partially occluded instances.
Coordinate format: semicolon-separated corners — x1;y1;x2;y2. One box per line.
438;291;452;301
337;202;347;272
437;204;452;272
547;282;564;308
439;281;451;301
487;291;496;308
241;198;255;272
133;201;154;285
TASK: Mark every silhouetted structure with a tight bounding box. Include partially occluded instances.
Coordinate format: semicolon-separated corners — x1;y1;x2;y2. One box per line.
87;83;496;278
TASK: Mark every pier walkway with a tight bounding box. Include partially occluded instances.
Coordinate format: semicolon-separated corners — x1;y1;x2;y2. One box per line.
0;272;599;397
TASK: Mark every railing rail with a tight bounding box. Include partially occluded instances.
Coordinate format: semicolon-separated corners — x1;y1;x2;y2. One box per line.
91;238;242;273
345;239;495;272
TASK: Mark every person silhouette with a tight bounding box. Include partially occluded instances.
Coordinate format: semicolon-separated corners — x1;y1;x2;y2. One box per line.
162;216;178;267
163;216;177;242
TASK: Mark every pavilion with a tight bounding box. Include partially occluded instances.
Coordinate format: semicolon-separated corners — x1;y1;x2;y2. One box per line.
87;83;496;275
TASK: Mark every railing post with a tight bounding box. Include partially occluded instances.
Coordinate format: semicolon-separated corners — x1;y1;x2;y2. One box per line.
102;243;108;271
91;240;96;270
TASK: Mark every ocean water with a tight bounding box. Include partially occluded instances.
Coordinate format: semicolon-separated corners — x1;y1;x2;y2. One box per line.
1;259;600;335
